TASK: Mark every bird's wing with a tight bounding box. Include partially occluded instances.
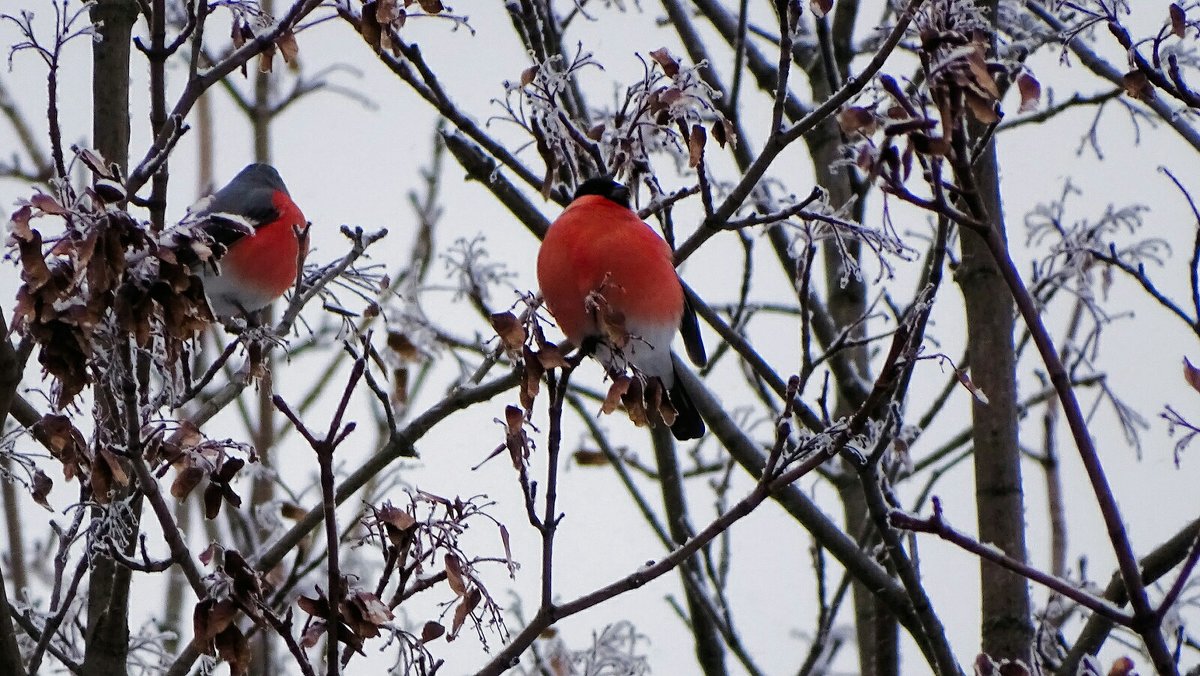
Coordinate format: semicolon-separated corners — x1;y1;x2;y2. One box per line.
202;185;280;229
679;282;707;367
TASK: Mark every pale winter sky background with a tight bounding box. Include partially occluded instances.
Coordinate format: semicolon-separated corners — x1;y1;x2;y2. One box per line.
1;1;1200;674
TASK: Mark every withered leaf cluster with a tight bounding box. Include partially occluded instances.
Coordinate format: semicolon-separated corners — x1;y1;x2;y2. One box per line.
924;34;1003;125
495;300;682;438
193;550;269;676
8;162;271;409
297;585;395;659
360;0;445;54
385;329;424;407
153;423;254;520
644;47;736;155
9;183;228;408
602;374;678;429
443;552;483;641
29;413;125;503
14;201;148;406
194;597;249;675
230;13;300;74
839;16;1043;188
360;494;510;659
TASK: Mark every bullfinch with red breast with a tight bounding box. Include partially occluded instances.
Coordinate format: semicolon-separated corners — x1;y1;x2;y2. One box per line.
537;177;708;440
190;163;308;317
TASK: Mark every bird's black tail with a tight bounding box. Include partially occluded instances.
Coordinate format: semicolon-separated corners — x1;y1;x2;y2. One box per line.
668;374;705;441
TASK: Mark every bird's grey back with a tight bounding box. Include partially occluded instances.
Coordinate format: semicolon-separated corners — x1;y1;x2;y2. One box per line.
200;163;290;220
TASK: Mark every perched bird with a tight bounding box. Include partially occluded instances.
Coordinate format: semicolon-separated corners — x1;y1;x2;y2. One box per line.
190;163;308;317
537;177;708;440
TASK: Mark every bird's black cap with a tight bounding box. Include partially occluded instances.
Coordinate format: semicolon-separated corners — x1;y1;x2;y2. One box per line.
200;163;290;225
574;177;631;209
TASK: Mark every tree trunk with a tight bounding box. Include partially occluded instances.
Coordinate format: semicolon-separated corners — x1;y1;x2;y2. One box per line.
956;132;1034;663
250;17;277;670
0;316;27;676
651;427;728;676
951;0;1034;661
802;30;898;676
83;2;139;673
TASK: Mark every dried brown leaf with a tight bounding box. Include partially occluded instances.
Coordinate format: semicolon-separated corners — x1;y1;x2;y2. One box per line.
622;377;648;427
1017;72;1041;114
30;192;67;216
420;620;445;644
1185;357;1200;393
499;524;517;577
837;106;876;134
649;47;679;77
956;368;989;405
710;120;728;149
92;459;113;504
1171;3;1187;39
8;204;32;242
31;469;52;511
351;589;394;625
392;366;409;406
520;65;539;87
231;18;246;49
687;124;706;169
175;419;203;451
378;502;417;546
810;0;833;18
490;312;526;352
591;299;627;351
258;44;276;74
194;598;238;643
535;342;567;370
520;348;543;411
445;553;467;596
573;450;609;466
78;148;112;179
449;587;481;640
386;330;421;361
1107;657;1135;676
505;404;524;434
360;2;382;49
964;93;999;124
910;133;951;156
602;375;632;415
17;230;51;291
198;543;218;567
171;465;205;499
204;482;224;520
280;502;307;520
98;448;129;485
965;46;1000;99
377;0;400;22
277;29;299;66
298;594;327;618
215;625;250;676
300;619;326;649
215;457;244;483
1123;70;1155;101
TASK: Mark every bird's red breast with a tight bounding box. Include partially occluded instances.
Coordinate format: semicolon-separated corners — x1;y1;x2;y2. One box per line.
537;194;684;348
219;189;307;302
